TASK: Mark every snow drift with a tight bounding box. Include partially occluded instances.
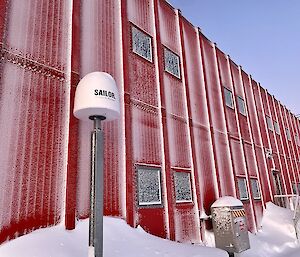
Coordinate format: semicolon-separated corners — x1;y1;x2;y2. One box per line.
0;202;299;257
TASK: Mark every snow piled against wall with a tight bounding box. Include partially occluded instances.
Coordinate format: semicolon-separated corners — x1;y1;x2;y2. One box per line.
0;202;300;257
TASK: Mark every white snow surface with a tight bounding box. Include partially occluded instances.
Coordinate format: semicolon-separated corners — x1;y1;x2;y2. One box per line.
211;196;243;207
0;202;299;257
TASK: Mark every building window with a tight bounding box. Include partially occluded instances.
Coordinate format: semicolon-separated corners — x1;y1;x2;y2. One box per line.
274;121;280;135
237;178;249;200
250;179;261;200
237;96;246;116
132;26;152;62
137;167;162;206
285;128;291;141
295;134;300;146
224;87;234;109
292;183;297;195
164;48;181;78
174;171;193;203
266;116;273;131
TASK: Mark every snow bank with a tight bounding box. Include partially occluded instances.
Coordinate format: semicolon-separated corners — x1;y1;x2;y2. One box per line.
0;217;226;257
0;202;300;257
238;202;300;257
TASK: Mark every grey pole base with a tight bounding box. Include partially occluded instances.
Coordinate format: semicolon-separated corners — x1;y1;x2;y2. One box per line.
89;115;105;257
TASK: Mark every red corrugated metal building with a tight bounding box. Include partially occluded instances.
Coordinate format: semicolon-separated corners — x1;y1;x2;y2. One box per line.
0;0;299;244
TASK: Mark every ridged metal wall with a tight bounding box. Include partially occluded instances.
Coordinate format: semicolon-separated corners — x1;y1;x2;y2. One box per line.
0;0;71;243
0;0;300;246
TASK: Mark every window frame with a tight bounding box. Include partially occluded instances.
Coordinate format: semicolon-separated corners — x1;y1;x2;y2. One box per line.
292;182;298;195
173;171;193;204
266;115;273;131
250;178;261;200
163;47;181;79
237;96;247;116
285;128;291;141
223;87;234;109
274;121;280;135
237;177;249;201
136;166;162;207
295;134;300;146
131;25;153;63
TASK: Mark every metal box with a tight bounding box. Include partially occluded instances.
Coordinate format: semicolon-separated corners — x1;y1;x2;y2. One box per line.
211;197;250;253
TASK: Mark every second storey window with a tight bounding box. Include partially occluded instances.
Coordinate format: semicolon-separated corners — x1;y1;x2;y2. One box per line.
224;87;234;109
237;96;246;116
137;167;162;206
174;171;192;203
164;48;181;78
286;128;291;141
266;115;273;131
295;134;300;146
132;26;152;62
274;121;280;134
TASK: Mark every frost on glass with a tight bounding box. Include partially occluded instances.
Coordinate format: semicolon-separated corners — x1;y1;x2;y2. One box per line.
174;171;192;203
285;128;291;141
223;87;233;108
292;183;297;195
237;96;246;116
164;48;180;78
137;168;161;206
250;179;261;200
237;178;249;200
274;121;280;134
266;116;273;131
132;26;152;62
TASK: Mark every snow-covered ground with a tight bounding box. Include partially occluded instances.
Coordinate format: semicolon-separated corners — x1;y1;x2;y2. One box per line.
0;202;299;257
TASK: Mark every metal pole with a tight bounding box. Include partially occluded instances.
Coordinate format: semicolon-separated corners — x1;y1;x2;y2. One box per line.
89;115;106;257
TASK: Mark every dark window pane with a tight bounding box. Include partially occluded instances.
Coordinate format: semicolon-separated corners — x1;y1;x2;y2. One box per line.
237;96;246;116
250;179;261;200
224;87;234;108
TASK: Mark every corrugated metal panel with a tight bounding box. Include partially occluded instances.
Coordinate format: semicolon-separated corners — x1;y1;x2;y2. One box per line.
216;49;239;138
78;0;124;220
180;16;217;221
0;0;69;243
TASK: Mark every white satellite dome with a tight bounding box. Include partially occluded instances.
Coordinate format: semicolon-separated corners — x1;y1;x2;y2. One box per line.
73;72;120;121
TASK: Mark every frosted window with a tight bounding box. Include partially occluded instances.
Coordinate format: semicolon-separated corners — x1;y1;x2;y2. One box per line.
286;128;291;141
224;87;234;109
164;48;181;78
250;179;261;200
132;26;152;62
292;183;297;194
266;116;273;131
137;168;162;206
174;172;192;203
274;121;280;134
295;134;300;146
237;96;246;116
237;178;249;200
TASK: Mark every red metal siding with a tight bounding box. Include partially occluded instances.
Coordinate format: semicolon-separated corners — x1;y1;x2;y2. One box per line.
77;0;124;221
216;49;239;138
0;0;70;242
1;0;299;246
200;34;235;197
180;17;217;217
156;1;199;242
230;63;251;142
